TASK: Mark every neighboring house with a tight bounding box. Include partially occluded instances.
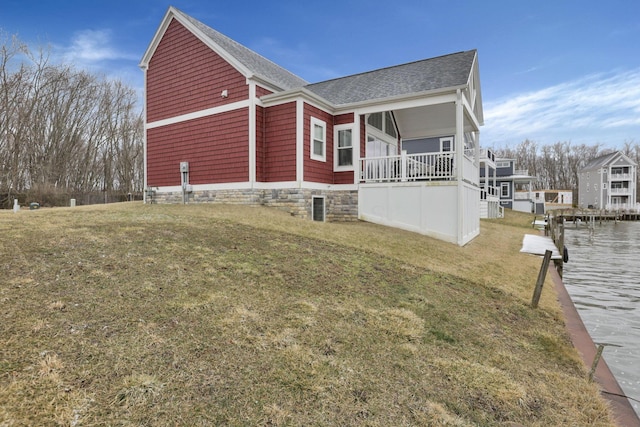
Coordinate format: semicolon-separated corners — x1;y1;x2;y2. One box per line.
140;7;484;245
578;151;637;210
531;190;573;213
478;148;501;218
481;158;536;213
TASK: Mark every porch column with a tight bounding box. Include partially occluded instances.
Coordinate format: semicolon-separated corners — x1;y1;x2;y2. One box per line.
456;90;464;245
353;113;361;185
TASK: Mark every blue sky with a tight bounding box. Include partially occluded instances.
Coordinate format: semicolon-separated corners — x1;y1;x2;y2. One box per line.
2;0;639;148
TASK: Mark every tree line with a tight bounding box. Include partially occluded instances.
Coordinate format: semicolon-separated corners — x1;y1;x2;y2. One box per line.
1;33;143;208
492;139;640;201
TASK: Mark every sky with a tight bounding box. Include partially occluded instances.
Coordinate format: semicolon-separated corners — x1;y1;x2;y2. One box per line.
2;0;639;149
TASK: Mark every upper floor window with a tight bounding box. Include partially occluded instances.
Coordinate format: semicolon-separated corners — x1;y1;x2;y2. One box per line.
440;137;454;153
496;161;511;168
334;125;353;171
310;117;326;162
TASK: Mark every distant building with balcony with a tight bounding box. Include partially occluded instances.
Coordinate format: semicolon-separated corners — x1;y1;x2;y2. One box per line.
481;158;536;213
578;151;637;210
531;189;573;213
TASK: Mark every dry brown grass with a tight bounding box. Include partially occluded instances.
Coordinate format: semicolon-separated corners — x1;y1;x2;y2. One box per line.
0;202;614;426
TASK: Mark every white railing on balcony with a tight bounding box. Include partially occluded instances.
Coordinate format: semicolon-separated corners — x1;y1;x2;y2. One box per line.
360;151;455;183
514;191;533;200
463;154;478;185
610;187;631;194
480;148;495;163
610;173;631;180
480;186;498;200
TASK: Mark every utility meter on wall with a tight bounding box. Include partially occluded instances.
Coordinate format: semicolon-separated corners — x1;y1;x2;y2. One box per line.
180;161;189;173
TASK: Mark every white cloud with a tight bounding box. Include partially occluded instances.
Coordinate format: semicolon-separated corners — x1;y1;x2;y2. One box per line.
483;68;640;147
62;29;138;65
249;36;341;82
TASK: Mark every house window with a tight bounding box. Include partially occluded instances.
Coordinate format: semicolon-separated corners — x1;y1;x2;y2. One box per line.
367;112;397;139
440;137;454;152
501;182;510;198
310;118;326;162
496;161;510;168
312;196;325;221
334;125;353;171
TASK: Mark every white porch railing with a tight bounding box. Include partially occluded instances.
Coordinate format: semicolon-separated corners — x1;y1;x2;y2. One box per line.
480;148;495;163
360;151;455;182
480;186;498;200
606;203;637;211
514;192;533;200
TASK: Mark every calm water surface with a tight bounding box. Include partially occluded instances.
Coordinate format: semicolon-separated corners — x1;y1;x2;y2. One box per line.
563;221;640;416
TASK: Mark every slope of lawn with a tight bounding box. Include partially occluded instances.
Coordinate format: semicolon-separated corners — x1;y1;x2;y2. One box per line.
0;203;614;426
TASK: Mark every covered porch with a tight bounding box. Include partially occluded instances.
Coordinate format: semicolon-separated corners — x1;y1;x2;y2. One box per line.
356;88;482;246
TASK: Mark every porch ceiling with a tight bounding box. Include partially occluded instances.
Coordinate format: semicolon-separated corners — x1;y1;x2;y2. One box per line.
394;103;476;140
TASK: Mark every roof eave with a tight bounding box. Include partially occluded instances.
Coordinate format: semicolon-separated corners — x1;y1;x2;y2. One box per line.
261;87;336;112
139;6;252;79
331;84;468;113
139;6;176;69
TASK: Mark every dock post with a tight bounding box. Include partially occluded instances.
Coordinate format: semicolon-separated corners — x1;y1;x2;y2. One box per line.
531;250;552;308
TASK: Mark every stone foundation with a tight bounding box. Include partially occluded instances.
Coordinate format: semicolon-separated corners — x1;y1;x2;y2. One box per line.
150;188;359;221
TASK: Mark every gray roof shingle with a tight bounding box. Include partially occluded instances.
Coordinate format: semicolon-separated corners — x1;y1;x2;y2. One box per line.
174;8;308;91
173;8;475;105
304;50;477;106
582;151;637;171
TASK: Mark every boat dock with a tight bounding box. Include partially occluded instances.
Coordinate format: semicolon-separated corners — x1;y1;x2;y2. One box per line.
546;208;640;224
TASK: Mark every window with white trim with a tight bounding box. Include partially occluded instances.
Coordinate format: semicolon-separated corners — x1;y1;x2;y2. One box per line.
310;117;326;162
501;182;510;198
440;137;454;152
334;125;353;171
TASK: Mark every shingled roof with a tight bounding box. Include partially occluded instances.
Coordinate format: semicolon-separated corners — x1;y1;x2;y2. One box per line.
155;8;476;107
172;8;308;91
581;151;637;171
304;50;477;106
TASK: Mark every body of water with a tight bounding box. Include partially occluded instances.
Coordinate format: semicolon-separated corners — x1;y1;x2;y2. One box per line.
563;220;640;416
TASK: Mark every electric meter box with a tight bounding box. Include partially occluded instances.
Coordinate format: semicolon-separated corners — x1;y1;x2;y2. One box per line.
180;161;189;173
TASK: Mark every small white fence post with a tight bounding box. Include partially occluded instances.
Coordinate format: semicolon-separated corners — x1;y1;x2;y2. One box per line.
401;150;407;182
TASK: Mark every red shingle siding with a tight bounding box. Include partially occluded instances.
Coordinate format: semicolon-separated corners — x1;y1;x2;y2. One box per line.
304;104;334;183
256;86;273;98
334;113;354;125
332;113;356;184
146;19;248;123
147;109;249;186
255;105;265;181
263;102;297;182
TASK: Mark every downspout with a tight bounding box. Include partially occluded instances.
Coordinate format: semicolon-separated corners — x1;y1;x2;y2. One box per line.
248;82;256;186
296;99;304;186
141;64;148;203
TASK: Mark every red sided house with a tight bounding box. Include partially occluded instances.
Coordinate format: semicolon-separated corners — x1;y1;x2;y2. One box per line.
140;7;485;245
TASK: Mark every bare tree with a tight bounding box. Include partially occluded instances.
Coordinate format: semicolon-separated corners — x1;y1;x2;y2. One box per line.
0;33;143;207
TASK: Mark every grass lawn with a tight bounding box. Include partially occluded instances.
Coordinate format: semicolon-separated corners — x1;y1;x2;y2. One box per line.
0;203;614;426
